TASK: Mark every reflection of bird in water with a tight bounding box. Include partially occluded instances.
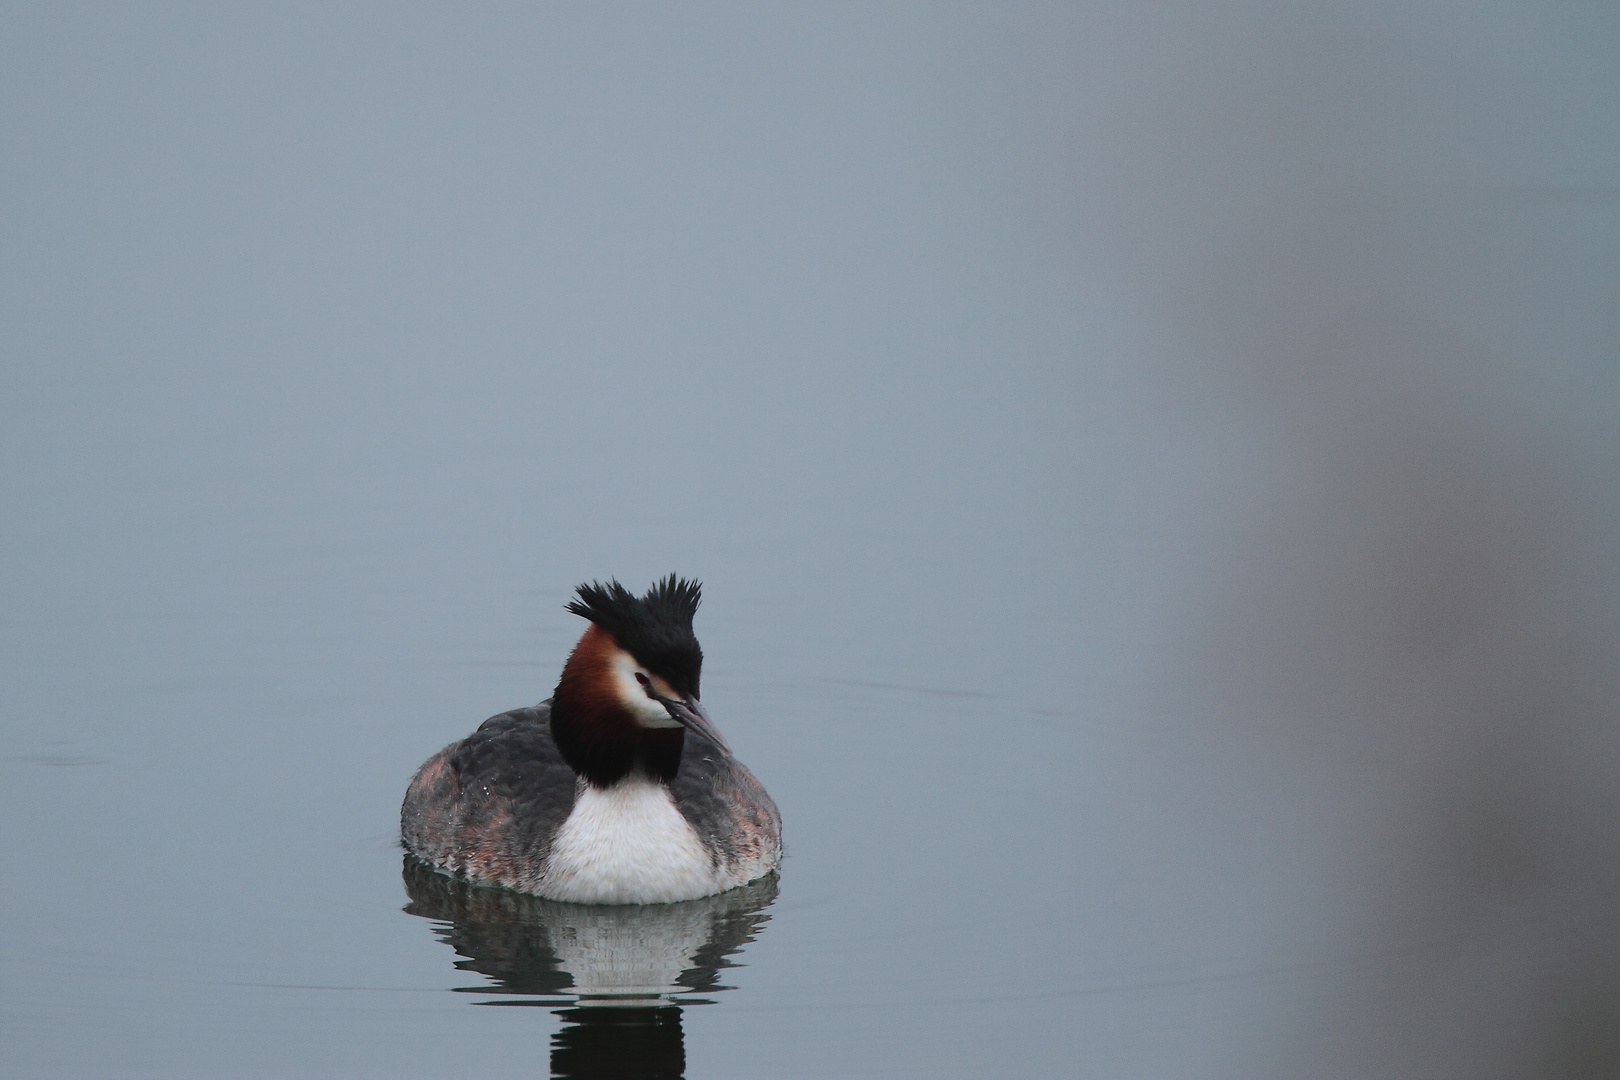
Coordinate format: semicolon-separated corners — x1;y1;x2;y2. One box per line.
401;855;779;1079
402;576;781;904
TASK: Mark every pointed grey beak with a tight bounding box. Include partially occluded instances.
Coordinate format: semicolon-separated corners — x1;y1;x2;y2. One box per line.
660;694;732;754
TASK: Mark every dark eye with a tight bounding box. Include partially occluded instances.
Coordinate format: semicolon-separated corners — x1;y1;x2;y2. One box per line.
634;672;652;694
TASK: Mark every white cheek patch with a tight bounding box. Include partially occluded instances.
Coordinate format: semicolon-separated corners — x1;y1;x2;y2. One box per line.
609;649;683;728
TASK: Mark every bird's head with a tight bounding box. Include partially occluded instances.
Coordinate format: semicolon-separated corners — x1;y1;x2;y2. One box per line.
551;575;730;787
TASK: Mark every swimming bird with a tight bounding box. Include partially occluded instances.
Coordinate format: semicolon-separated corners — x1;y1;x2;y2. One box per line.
401;576;781;904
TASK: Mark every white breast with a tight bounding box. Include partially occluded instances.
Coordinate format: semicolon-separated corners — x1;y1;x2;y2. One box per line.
540;775;721;904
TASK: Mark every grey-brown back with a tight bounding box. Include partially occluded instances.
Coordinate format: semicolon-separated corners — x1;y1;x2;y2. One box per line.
669;738;783;882
400;702;578;893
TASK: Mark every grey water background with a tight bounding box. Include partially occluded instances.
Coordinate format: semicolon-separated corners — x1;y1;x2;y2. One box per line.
3;3;1618;1076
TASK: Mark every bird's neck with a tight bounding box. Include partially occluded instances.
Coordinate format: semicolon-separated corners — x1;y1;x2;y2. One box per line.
551;624;684;787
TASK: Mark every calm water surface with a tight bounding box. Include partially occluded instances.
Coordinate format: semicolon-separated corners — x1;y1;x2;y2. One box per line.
3;5;1618;1077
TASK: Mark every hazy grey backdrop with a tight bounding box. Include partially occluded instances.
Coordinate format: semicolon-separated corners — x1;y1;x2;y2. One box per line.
3;3;1617;1077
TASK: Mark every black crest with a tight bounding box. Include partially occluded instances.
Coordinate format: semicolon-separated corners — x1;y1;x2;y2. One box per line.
566;575;704;697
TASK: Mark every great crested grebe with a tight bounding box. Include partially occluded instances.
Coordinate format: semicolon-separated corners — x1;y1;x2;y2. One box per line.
401;576;781;904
